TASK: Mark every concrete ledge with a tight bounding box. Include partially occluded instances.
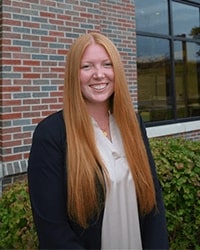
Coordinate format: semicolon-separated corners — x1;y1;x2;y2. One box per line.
3;160;28;176
147;120;200;138
0;160;28;197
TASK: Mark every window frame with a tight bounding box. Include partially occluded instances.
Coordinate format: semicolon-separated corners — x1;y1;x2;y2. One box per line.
136;0;200;126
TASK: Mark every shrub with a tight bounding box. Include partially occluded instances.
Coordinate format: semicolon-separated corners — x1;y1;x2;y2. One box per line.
150;137;200;250
0;137;200;249
0;179;38;249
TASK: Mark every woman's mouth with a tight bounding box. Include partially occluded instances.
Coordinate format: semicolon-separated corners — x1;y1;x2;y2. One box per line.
90;83;108;90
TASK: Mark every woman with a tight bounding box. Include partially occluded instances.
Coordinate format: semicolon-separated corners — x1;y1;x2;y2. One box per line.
28;32;169;249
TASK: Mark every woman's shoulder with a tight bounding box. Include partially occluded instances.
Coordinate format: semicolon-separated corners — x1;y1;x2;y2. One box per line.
33;110;66;140
38;110;64;127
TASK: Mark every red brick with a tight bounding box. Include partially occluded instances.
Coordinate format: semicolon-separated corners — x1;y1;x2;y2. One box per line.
3;140;22;147
1;93;11;99
24;138;32;145
1;39;11;45
49;19;64;25
1;134;12;141
51;67;64;72
32;105;49;111
13;1;30;8
23;112;41;118
2;86;22;92
13;53;31;59
3;19;21;26
13;106;30;112
23;21;40;28
42;98;58;104
42;110;56;117
49;31;64;37
40;11;56;18
2;127;21;134
14;132;31;140
24;152;30;159
13;66;31;72
57;14;71;20
2;113;22;120
32;41;48;47
57;49;67;55
3;46;21;52
23;73;40;78
2;59;21;65
32;118;44;124
23;60;40;66
3;100;21;106
50;91;63;97
41;36;57;42
50;104;63;110
23;34;40;41
14;79;32;85
2;154;22;162
23;99;40;105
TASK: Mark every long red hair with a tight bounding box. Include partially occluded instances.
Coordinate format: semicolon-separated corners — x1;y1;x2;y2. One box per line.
63;32;156;228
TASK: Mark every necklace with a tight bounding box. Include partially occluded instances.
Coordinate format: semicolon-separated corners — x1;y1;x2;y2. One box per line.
99;119;109;137
93;111;110;138
103;130;108;137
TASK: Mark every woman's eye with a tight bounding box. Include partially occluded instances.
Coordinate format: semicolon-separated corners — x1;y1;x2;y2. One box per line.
81;64;92;70
81;65;89;69
104;62;112;67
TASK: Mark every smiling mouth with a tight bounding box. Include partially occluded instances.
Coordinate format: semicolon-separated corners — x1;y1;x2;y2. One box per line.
90;83;108;90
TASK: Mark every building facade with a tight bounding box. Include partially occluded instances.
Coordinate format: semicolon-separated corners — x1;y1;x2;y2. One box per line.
0;0;137;194
0;0;200;194
135;0;200;139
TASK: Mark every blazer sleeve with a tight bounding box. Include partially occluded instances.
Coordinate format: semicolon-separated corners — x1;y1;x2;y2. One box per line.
137;114;169;250
27;113;84;249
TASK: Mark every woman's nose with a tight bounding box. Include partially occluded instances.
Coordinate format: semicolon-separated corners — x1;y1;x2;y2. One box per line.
93;67;105;79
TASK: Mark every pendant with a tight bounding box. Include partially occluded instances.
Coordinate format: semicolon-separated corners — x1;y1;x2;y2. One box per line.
103;131;108;137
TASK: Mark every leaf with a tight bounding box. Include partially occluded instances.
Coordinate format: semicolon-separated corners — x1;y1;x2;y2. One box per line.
150;137;200;249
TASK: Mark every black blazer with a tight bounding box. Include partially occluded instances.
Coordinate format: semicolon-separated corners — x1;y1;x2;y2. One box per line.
28;110;169;249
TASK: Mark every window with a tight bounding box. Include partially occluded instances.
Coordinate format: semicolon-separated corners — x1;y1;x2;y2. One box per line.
137;36;173;122
172;2;200;38
135;0;200;124
135;0;169;35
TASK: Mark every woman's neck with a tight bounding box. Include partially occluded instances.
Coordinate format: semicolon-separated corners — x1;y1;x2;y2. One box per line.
86;102;111;140
86;102;110;121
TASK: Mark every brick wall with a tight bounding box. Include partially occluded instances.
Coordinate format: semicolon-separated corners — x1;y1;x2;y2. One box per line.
0;0;137;194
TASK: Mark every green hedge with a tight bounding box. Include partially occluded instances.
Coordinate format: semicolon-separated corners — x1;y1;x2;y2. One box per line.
150;137;200;250
0;180;38;249
0;137;200;249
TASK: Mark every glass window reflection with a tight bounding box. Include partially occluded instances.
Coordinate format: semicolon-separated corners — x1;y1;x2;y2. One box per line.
135;0;169;35
174;41;200;118
135;0;200;123
172;2;200;39
137;36;173;122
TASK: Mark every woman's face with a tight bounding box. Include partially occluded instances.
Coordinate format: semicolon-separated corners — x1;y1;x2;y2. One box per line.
80;42;114;107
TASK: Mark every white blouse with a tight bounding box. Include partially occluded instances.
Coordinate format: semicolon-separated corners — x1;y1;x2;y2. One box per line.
92;114;142;250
